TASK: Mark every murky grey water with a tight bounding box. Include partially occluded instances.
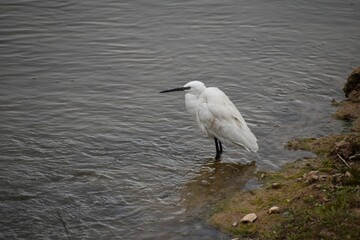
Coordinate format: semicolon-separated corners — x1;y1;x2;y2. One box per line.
1;0;360;239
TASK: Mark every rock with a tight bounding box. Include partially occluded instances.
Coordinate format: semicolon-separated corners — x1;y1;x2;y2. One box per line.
282;211;291;218
345;171;353;178
343;66;360;102
268;206;280;214
232;221;238;227
201;180;209;185
272;182;281;188
240;213;257;223
313;184;323;189
270;182;281;189
331;98;339;106
303;170;319;183
319;174;328;181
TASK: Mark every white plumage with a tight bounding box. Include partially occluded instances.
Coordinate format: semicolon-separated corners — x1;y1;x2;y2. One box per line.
160;81;258;159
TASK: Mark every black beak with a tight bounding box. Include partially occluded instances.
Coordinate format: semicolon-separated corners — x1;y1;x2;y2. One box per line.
159;86;190;93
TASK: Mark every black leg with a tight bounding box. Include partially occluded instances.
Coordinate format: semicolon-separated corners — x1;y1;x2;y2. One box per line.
214;138;222;160
219;140;223;154
214;138;219;154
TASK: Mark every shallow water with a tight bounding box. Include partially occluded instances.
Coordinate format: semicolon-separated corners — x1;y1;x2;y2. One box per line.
1;0;360;239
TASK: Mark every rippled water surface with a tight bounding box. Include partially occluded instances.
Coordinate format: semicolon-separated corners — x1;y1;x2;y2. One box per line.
1;0;360;239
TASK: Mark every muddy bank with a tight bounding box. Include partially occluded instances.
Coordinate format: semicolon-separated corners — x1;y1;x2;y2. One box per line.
209;68;360;239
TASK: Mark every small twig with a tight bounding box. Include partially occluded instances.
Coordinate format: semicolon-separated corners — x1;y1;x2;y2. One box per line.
337;153;351;168
349;153;360;161
56;209;70;240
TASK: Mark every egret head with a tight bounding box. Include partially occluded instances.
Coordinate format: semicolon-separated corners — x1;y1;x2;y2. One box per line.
183;81;206;95
160;81;206;96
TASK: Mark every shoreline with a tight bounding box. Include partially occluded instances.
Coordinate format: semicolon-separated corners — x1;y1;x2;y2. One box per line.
209;67;360;239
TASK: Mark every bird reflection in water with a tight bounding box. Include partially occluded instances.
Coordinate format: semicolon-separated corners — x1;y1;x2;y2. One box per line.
182;159;257;214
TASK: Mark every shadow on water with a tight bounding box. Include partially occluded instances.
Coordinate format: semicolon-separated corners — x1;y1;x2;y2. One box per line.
140;159;258;240
182;159;257;215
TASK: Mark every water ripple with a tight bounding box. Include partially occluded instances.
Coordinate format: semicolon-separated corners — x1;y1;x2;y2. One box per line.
1;0;359;239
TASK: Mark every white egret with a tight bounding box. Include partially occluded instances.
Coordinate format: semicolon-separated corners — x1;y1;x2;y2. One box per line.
160;81;258;159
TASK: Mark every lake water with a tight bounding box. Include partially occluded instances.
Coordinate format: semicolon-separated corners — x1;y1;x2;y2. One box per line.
1;0;359;239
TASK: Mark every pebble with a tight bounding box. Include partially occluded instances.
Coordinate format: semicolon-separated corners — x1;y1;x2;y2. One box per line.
201;180;209;185
303;170;319;183
240;213;257;223
268;206;280;214
282;211;291;218
232;221;238;227
270;182;281;189
345;171;353;178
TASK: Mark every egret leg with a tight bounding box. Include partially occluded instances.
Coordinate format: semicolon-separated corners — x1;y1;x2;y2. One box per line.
214;138;222;160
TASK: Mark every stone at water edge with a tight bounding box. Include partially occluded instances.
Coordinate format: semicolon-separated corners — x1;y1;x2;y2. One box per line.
240;213;257;223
